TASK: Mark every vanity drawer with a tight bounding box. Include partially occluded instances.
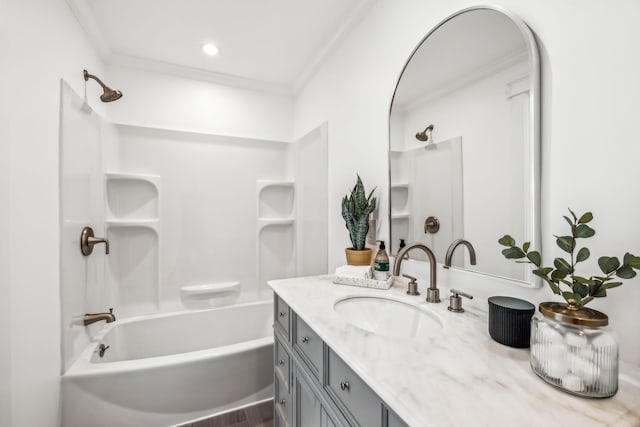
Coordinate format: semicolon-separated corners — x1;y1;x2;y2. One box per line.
294;315;323;379
327;349;382;427
275;336;290;389
275;296;291;338
275;374;292;426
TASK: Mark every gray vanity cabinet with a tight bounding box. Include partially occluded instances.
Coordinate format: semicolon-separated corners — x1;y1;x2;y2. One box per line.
273;295;409;427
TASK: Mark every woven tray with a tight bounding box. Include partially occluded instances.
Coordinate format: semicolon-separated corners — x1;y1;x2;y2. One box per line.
332;275;394;290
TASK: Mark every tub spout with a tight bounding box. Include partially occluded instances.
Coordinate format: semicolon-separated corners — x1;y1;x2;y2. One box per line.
84;308;116;326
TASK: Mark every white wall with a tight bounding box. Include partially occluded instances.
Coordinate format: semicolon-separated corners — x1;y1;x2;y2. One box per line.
0;2;12;423
111;126;291;314
5;0;107;425
293;0;640;364
106;65;293;142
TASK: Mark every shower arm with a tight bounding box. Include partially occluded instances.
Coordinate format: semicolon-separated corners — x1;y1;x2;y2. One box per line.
83;69;108;90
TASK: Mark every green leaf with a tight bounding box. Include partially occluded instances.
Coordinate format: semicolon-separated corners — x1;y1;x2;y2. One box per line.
580;296;594;306
554;258;572;274
502;247;526;259
556;236;576;253
598;256;620;274
578;212;593;224
593;288;607;297
532;267;553;277
588;282;602;296
526;251;541;267
575;224;596;238
568;208;577;221
576;247;590;263
498;235;516;247
616;265;636;279
573;275;595;286
562;215;574;227
623;253;640;269
562;292;581;303
603;281;623;289
574;284;589;297
551;269;567;281
546;279;561;295
522;242;530;253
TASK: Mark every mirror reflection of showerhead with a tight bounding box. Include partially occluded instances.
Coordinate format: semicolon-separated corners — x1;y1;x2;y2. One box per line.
415;124;434;142
83;69;123;102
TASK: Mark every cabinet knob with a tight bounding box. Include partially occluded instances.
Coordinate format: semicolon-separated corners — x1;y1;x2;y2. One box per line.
279;398;286;405
278;359;285;366
279;311;287;317
301;336;310;344
340;381;350;391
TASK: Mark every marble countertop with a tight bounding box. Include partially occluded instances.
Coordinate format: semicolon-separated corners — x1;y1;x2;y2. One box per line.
269;275;640;427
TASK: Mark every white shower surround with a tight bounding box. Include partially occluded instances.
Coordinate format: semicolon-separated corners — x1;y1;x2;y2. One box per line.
61;300;274;427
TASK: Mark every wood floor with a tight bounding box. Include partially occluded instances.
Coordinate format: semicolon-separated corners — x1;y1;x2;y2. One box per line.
178;400;273;427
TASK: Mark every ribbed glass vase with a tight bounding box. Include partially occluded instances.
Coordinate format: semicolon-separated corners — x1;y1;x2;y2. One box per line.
529;302;618;398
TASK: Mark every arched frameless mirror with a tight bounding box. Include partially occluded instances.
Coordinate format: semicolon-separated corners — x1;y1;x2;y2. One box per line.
388;6;541;287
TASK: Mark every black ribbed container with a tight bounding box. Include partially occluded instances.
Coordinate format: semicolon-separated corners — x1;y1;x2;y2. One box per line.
488;296;535;348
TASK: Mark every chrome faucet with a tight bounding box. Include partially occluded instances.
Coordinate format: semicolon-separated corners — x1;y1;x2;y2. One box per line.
84;308;116;326
444;239;477;269
393;243;440;303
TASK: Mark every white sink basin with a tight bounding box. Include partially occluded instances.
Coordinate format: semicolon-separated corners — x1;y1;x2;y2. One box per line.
334;296;443;339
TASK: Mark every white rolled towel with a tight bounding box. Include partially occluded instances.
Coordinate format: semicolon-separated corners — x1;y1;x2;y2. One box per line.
335;265;372;279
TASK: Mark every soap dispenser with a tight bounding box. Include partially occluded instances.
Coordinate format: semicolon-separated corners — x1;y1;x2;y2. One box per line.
374;240;390;280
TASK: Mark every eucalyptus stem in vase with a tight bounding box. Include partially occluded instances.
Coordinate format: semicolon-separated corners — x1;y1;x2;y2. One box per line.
499;209;640;307
499;208;640;398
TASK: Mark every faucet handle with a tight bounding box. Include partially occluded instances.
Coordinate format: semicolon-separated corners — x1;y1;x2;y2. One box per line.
448;289;473;313
402;274;420;296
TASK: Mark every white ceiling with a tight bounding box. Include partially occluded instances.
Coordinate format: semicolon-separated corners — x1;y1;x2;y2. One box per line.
67;0;373;93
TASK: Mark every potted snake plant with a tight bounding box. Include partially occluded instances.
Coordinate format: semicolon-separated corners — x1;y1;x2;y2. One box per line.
342;175;377;265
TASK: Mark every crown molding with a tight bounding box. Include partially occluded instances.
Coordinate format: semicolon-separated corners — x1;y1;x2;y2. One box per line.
107;53;293;95
64;0;112;59
291;0;375;92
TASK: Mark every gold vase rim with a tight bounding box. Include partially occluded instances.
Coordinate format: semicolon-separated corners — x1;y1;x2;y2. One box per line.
539;301;608;327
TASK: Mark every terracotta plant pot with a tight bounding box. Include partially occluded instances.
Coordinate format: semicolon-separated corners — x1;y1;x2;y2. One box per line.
345;248;372;266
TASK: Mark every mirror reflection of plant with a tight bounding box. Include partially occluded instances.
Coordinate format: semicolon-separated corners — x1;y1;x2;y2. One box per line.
342;175;376;251
499;209;640;307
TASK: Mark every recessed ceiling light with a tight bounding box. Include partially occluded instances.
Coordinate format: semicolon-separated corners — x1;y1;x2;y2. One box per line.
202;43;219;56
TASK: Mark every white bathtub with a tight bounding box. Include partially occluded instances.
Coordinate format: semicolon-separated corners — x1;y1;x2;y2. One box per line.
62;300;274;427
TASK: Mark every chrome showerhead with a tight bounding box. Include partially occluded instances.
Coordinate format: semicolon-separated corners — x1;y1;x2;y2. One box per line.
83;69;123;103
415;124;434;142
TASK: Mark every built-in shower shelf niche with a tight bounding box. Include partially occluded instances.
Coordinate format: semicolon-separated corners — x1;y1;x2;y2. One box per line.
106;172;160;220
257;180;294;219
257;217;295;231
256;179;296;294
105;224;159;317
390;182;410;216
105;172;161;318
391;213;410;220
105;219;159;229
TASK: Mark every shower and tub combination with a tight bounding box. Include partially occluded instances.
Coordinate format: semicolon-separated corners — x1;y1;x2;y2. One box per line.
59;72;328;426
62;301;274;427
